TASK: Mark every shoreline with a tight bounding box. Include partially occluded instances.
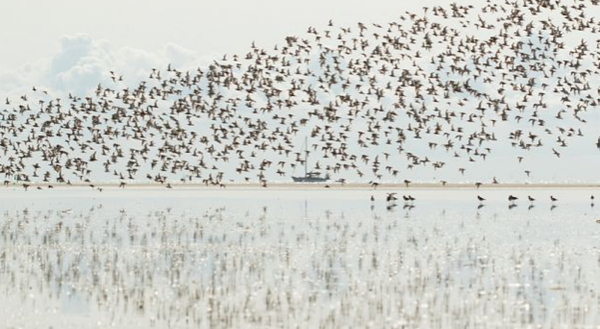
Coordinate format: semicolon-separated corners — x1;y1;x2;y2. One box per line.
3;182;600;190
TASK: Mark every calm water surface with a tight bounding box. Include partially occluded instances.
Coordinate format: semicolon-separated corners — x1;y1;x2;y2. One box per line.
0;188;599;328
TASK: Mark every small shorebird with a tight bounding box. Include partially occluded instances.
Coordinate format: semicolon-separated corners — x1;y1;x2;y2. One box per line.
477;195;485;203
402;195;415;202
386;193;398;202
550;195;558;202
508;195;518;209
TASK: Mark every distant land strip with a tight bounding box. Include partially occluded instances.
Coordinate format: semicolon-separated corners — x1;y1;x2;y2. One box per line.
2;182;599;190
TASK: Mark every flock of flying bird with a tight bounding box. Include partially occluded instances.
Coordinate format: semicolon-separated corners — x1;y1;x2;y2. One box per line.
1;0;600;191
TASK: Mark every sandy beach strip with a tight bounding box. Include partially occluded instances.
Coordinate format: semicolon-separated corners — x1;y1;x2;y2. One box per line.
2;182;600;190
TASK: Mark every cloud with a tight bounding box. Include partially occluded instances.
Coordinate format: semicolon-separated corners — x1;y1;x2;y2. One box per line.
0;34;213;97
49;35;95;76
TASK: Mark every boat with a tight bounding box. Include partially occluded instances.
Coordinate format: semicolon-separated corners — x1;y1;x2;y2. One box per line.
292;137;330;183
292;171;330;183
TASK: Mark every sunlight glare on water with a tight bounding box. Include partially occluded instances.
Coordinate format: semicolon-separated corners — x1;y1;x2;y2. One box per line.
0;188;599;328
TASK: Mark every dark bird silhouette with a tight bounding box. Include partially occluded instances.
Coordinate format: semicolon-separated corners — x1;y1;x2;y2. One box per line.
386;193;398;202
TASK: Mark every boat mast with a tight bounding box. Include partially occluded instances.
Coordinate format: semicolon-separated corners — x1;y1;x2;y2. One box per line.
304;136;308;176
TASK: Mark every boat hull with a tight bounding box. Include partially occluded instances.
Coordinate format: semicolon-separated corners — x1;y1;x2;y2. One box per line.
292;176;329;183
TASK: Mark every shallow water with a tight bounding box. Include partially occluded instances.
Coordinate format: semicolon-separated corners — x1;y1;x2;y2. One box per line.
0;188;599;328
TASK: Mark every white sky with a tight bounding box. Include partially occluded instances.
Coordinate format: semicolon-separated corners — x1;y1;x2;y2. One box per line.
0;0;446;69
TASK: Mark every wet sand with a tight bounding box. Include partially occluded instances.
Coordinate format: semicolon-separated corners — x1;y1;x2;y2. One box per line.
0;189;599;328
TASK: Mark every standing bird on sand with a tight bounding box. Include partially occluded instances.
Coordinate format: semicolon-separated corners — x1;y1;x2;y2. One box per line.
477;195;485;203
550;195;558;203
508;195;518;204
